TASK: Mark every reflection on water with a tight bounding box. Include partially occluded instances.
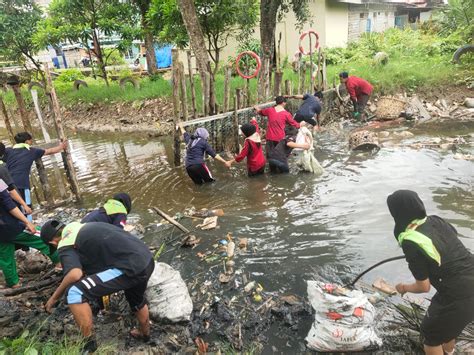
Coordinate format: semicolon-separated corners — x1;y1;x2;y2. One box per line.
1;120;473;349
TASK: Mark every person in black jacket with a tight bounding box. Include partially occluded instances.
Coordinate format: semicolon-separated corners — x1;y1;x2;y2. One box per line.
41;220;154;352
0;178;59;288
81;192;132;229
387;190;474;355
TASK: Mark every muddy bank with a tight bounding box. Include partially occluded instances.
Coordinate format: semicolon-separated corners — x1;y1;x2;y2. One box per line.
1;85;472;136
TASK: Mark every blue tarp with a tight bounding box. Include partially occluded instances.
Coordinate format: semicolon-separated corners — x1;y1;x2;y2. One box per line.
155;45;172;68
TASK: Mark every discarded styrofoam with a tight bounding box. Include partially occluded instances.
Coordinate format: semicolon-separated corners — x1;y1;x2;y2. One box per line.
305;280;382;352
145;262;193;322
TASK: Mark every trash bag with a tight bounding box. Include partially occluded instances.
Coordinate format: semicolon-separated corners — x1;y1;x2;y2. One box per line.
145;262;193;322
305;281;382;352
295;126;324;175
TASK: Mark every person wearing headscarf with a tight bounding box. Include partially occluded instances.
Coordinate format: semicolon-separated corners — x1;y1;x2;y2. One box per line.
81;193;132;229
178;123;227;185
386;190;474;355
225;118;266;177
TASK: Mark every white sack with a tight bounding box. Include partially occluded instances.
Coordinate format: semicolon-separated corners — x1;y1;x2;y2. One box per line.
145;262;193;322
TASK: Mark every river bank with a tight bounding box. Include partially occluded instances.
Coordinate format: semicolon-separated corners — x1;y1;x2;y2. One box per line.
1;84;472;136
0;107;473;353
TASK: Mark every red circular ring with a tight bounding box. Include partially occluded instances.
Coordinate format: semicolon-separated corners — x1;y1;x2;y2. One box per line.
299;30;320;55
236;51;261;79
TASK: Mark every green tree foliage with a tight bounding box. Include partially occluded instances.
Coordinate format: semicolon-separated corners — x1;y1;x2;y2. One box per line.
0;0;43;72
148;0;259;73
35;0;140;85
434;0;473;42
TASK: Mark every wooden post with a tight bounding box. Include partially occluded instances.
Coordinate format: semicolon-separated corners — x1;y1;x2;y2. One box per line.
171;49;180;121
0;96;15;143
316;47;322;91
322;52;327;91
186;51;197;119
30;89;67;198
11;84;33;133
284;80;291;96
301;65;306;95
236;88;242;110
309;33;314;93
178;62;188;121
43;63;81;202
223;66;231;113
10;83;52;204
233;95;239;154
274;71;283;97
171;49;181;166
246;78;251;107
203;72;210;116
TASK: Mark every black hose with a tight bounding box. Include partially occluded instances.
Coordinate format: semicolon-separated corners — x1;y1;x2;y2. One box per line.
345;255;405;288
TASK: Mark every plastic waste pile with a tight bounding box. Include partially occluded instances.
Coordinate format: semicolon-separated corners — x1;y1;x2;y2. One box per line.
145;262;193;322
305;280;382;352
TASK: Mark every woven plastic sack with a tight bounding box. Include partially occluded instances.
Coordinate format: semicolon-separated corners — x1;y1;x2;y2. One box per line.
295;127;324;175
145;262;193;322
305;281;382;352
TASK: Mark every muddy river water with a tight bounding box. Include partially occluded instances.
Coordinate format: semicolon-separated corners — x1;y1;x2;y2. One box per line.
1;119;473;351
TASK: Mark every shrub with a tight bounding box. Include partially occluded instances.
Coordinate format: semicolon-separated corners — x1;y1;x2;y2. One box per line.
56;68;85;83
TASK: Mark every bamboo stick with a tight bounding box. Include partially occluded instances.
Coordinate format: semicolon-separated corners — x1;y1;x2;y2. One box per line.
233;95;239;154
223;66;231;113
0;96;15;143
152;207;190;234
43;63;81;202
178;62;188;121
186;51;197;119
236;88;242;110
30;89;67;198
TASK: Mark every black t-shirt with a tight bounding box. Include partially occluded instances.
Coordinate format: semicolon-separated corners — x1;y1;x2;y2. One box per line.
295;94;322;118
268;136;296;163
4;147;45;189
402;215;474;300
58;222;152;277
0;180;23;242
81;208;126;229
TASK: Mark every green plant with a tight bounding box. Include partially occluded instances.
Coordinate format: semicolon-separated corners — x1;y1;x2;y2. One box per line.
104;48;126;66
56;68;85;83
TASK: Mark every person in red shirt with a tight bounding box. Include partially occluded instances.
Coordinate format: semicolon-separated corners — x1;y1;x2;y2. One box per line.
253;96;300;156
225;119;266;176
339;72;373;121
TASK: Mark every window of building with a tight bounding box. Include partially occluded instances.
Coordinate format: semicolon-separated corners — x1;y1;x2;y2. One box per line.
360;13;364;18
374;12;377;17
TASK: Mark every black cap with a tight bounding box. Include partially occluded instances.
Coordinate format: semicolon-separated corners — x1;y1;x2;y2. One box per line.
113;193;132;213
40;220;64;244
240;123;256;138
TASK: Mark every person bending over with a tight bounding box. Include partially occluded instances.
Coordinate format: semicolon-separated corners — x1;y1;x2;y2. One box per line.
81;192;132;229
178;123;227;185
0;178;59;289
339;72;373;121
267;127;310;174
225;118;266;177
387;190;474;355
285;90;323;130
41;220;155;353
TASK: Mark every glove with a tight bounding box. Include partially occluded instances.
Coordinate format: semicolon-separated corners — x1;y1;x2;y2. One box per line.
353;111;360;118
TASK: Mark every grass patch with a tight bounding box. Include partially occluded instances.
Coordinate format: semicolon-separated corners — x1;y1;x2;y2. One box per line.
0;28;471;112
0;327;115;355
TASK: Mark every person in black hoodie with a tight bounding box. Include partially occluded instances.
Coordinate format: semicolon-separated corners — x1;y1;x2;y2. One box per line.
81;193;132;229
387;190;474;355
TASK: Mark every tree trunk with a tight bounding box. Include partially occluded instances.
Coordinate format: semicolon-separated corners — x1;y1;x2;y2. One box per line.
259;0;278;101
141;16;158;74
177;0;215;114
92;29;109;86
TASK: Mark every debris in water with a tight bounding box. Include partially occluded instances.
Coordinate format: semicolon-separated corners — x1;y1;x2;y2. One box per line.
372;278;397;295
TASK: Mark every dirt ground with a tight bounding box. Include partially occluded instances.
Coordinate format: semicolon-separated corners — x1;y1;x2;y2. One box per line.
1;85;472;137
